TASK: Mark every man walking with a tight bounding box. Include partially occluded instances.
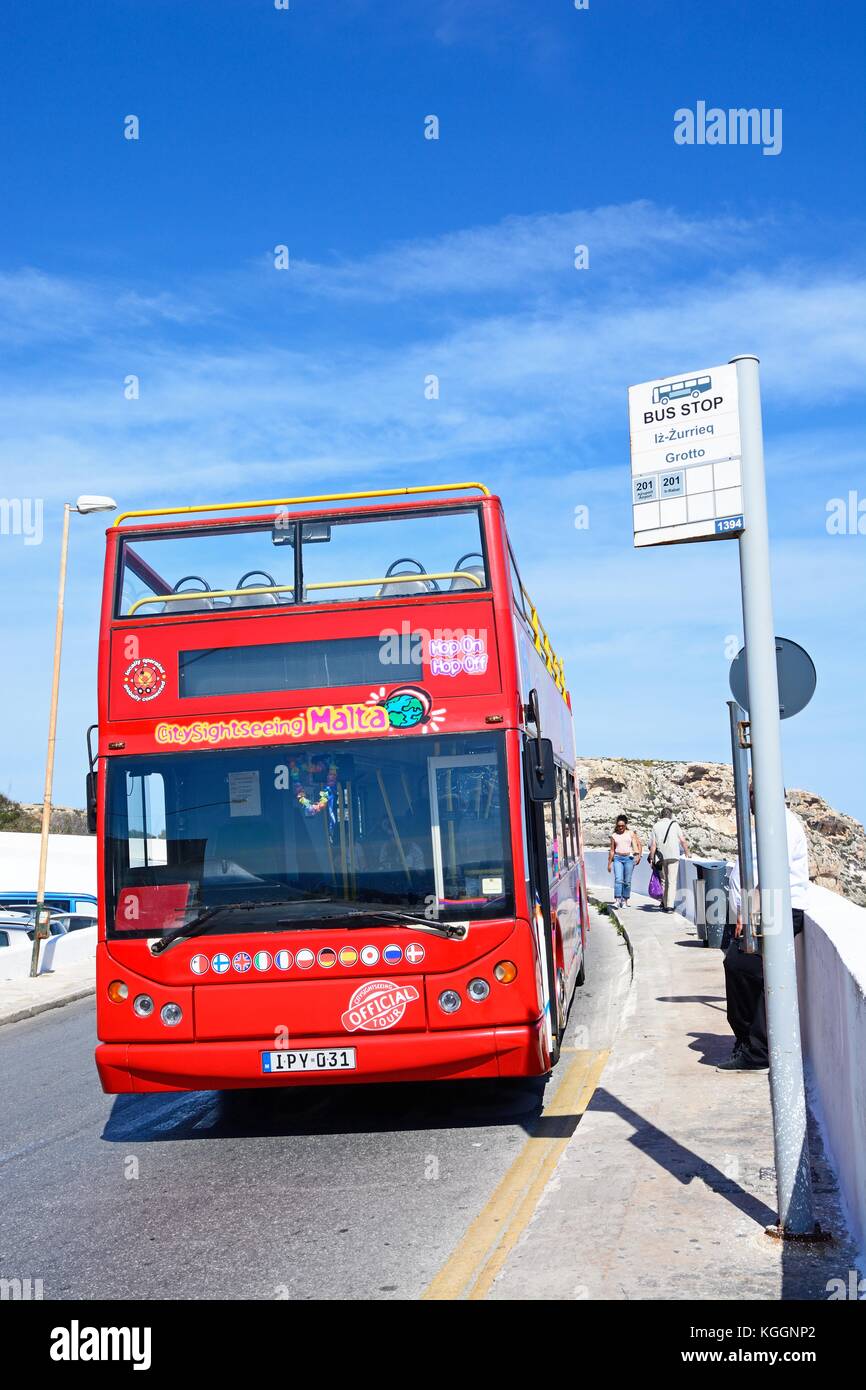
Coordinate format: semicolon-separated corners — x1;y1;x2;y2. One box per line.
718;789;809;1071
648;808;689;914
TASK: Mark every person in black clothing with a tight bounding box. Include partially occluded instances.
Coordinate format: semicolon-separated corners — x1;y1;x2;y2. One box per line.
718;789;810;1072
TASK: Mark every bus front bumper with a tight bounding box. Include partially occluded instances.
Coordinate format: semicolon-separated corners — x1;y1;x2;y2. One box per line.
95;1023;548;1093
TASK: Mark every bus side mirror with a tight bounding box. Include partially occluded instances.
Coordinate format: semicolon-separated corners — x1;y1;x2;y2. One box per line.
86;770;97;835
527;738;556;802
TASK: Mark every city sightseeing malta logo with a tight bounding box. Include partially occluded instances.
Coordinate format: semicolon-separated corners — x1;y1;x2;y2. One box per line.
123;657;166;703
341;979;420;1033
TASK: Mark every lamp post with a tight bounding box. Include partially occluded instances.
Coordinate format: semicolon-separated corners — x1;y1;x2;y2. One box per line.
30;496;117;978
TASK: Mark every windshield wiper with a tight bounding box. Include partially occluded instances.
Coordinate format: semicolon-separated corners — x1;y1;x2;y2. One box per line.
277;901;468;940
151;898;328;955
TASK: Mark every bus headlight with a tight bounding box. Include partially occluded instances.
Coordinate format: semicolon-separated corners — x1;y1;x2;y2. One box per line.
132;993;154;1018
160;1003;183;1027
493;960;518;984
107;980;128;1003
438;989;462;1014
467;978;490;1002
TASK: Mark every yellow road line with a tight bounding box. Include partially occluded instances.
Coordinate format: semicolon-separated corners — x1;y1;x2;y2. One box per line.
422;1048;609;1301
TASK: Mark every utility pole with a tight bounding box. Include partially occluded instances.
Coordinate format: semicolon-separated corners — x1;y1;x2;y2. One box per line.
30;504;72;978
30;496;117;978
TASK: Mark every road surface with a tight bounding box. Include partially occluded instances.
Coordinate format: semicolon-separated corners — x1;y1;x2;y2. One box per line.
0;908;628;1300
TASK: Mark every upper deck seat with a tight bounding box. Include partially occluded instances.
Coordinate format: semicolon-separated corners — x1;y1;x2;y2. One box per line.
158;593;214;614
230;572;284;608
230;590;279;608
158;576;216;614
448;565;485;592
376;574;433;598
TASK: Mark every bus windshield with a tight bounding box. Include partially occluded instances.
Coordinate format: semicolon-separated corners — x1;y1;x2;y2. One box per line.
116;507;488;617
105;734;513;937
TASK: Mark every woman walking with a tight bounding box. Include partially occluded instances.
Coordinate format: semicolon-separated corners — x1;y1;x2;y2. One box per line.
607;814;642;908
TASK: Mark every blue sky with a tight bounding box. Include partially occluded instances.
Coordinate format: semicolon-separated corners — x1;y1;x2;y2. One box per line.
0;0;864;821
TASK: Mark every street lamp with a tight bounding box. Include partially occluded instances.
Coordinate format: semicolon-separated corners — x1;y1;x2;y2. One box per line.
30;495;117;977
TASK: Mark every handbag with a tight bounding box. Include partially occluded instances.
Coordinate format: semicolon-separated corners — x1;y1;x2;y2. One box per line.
648;870;663;900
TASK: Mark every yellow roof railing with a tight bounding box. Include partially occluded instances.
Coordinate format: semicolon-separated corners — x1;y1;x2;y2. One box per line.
521;582;567;699
113;482;490;528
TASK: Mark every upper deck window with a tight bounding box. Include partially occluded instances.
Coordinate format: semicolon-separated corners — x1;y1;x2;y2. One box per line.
116;507;489;618
297;508;486;604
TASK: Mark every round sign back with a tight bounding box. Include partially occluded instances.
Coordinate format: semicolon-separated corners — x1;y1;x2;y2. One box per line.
729;637;817;720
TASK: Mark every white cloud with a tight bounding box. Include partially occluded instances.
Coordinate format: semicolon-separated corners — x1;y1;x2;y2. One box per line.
1;250;862;512
0;268;211;345
289;201;759;301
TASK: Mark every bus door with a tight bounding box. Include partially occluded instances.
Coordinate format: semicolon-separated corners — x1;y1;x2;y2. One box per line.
521;733;561;1066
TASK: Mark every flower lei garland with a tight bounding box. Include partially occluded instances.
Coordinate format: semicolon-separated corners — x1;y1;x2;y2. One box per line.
289;758;338;816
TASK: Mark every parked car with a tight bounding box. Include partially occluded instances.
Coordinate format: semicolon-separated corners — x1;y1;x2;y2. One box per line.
48;913;96;934
0;913;40;951
0;908;71;942
0;892;97;915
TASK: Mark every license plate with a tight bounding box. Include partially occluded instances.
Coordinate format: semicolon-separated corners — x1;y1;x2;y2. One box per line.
260;1048;357;1074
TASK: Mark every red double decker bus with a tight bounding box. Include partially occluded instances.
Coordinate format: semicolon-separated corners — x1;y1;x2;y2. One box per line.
93;483;588;1092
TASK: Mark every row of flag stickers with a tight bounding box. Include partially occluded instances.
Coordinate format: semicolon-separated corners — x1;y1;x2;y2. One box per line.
189;942;427;975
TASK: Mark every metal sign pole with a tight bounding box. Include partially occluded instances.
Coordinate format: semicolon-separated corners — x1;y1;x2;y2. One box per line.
727;699;757;952
732;354;815;1235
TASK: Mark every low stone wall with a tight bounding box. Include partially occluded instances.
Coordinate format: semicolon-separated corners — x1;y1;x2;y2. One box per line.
0;925;96;981
797;886;866;1258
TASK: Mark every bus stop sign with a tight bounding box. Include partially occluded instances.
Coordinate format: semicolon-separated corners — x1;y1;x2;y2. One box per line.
729;636;817;720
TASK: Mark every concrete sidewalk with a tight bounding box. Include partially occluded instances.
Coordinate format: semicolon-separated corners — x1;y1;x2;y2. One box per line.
0;958;95;1027
489;888;860;1300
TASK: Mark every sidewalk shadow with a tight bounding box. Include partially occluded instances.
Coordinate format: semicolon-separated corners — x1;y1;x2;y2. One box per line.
585;1085;777;1229
686;1030;738;1065
656;994;727;1015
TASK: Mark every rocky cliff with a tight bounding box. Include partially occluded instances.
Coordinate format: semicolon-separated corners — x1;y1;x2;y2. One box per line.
1;797;87;835
576;757;866;908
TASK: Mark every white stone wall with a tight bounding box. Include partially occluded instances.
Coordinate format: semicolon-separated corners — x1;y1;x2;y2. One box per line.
797;887;866;1259
0;924;96;981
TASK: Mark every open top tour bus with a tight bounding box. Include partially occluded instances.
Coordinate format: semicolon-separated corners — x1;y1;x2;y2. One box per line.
92;483;588;1092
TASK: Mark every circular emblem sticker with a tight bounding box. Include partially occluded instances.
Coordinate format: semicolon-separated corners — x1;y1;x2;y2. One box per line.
253;950;272;972
211;952;231;974
296;948;315;970
360;944;380;966
274;949;293;971
338;946;358;967
190;953;209;975
340;979;420;1033
232;951;252;973
317;948;337;969
123;657;166;703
